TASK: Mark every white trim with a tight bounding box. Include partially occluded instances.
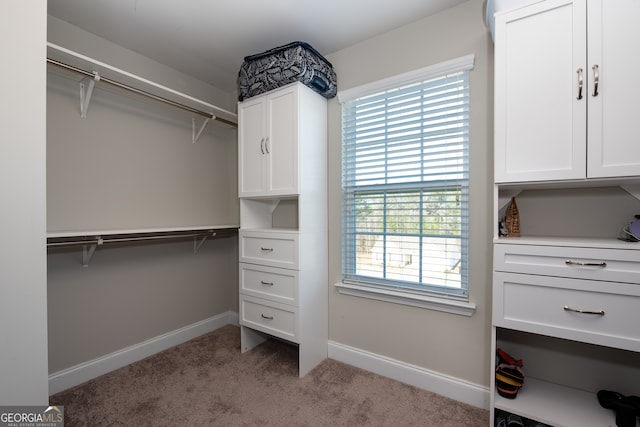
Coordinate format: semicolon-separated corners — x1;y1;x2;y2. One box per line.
337;54;475;103
48;311;239;395
328;340;489;410
335;282;476;316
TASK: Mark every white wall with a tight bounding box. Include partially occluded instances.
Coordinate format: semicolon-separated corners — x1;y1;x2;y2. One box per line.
326;0;494;404
0;2;49;404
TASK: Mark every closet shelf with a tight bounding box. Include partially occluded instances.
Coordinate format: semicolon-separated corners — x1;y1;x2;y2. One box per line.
47;225;238;267
46;42;237;138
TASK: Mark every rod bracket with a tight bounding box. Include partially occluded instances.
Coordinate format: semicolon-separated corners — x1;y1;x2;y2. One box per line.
82;236;103;267
192;117;211;143
79;71;100;118
194;231;216;253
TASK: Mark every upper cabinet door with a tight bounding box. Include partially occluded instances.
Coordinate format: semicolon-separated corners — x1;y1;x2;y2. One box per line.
238;95;268;196
587;0;640;179
494;0;587;183
267;86;298;196
238;85;299;198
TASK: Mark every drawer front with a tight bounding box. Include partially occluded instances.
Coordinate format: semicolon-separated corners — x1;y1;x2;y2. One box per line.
239;232;298;269
494;271;640;352
239;263;298;305
240;295;298;343
494;243;640;284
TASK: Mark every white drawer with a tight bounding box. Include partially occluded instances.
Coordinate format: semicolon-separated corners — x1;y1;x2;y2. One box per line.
239;263;298;305
494;243;640;284
240;295;298;343
239;231;298;269
494;271;640;352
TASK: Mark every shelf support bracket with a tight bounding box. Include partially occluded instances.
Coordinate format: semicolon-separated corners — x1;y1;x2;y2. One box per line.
621;184;640;201
82;236;103;267
192;117;211;143
79;71;100;118
194;232;216;253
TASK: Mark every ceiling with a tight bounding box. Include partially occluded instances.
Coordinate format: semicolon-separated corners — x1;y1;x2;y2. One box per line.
48;0;469;93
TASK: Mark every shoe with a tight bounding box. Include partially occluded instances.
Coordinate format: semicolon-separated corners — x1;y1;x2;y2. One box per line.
506;414;524;427
597;390;637;427
495;348;525;399
625;395;640;416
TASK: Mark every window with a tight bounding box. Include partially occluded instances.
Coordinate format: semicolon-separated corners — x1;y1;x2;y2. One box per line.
339;56;473;310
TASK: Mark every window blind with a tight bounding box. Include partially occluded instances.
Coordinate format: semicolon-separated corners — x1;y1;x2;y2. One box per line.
341;67;470;297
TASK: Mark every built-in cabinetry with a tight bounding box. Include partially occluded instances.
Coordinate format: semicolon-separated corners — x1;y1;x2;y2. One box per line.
494;0;640;183
238;84;300;197
237;82;328;377
491;1;640;426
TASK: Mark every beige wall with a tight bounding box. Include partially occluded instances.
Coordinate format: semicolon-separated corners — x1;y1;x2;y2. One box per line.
47;18;239;373
325;0;494;388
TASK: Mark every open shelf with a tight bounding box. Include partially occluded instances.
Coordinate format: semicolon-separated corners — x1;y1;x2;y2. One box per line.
47;225;238;266
47;42;237;136
495;377;614;427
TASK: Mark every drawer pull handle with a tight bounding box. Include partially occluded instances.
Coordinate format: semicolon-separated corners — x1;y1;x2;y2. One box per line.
592;64;599;97
260;280;274;286
261;314;274;320
563;305;605;316
260;247;274;252
576;68;584;100
565;260;607;267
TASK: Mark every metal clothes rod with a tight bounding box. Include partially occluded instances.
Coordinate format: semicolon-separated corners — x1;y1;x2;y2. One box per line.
47;228;237;248
47;57;237;128
47;227;238;266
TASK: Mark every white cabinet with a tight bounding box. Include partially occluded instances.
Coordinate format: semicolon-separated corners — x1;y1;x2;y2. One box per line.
239;230;300;343
237;82;328;377
491;239;640;427
238;84;299;197
494;0;640;183
491;1;640;425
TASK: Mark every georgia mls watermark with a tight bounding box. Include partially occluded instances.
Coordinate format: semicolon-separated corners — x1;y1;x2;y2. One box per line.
0;406;63;427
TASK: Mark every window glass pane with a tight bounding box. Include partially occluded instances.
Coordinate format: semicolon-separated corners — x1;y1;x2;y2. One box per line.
342;65;469;298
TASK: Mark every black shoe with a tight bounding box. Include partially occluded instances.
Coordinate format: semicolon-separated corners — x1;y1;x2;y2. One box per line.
597;390;637;427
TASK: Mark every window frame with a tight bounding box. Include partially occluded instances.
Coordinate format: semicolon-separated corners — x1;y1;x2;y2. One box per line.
336;55;476;316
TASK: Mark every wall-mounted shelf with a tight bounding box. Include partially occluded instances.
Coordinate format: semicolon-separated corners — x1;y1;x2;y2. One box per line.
47;225;238;267
46;42;238;141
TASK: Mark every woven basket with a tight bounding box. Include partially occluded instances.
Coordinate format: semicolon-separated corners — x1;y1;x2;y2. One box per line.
505;197;520;237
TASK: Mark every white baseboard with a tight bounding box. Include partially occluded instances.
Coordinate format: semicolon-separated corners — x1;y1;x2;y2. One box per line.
49;311;239;395
328;340;490;410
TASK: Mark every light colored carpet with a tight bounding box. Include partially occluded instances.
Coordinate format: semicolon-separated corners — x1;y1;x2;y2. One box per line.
50;325;489;426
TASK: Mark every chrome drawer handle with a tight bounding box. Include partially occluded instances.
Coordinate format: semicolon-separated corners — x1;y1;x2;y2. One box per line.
260;280;274;286
576;68;584;100
592;64;599;97
564;305;605;316
260;247;274;252
261;314;274;320
565;260;607;267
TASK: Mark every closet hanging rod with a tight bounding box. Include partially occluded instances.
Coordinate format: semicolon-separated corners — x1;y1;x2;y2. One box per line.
47;228;237;248
47;57;237;127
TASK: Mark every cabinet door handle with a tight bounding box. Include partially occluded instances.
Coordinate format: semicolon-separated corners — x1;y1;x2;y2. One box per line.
564;305;605;316
261;313;274;320
260;138;265;154
260;280;274;286
565;260;607;267
576;68;584;100
592;64;599;97
260;247;274;252
264;137;270;154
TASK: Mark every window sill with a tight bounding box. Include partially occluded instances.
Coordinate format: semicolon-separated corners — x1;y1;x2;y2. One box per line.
334;282;476;316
